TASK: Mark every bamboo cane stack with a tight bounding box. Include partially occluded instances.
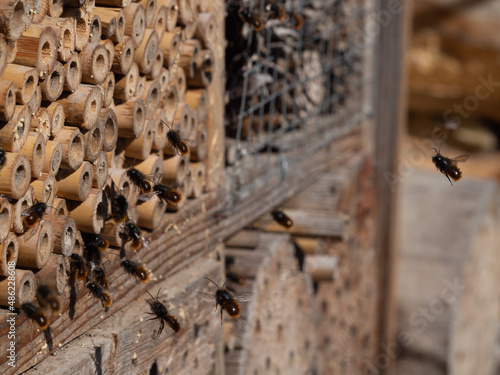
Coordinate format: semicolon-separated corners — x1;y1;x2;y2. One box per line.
0;0;214;341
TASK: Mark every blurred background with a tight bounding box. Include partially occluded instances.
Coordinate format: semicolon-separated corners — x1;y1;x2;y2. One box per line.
394;1;500;374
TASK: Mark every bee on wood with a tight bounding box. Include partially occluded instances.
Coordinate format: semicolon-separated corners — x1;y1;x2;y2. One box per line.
271;209;293;228
92;266;109;289
238;5;263;31
86;281;112;308
22;201;48;228
36;285;61;313
107;181;128;222
161;120;190;156
121;260;149;283
202;277;242;325
21;303;50;330
145;289;180;338
123;158;152;194
0;145;5;168
265;2;286;20
119;221;147;252
152;183;182;207
68;254;88;280
82;232;109;252
431;144;469;185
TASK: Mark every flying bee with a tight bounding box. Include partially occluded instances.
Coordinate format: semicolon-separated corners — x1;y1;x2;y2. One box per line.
121;260;149;283
110;193;128;222
238;5;263;31
271;209;293;228
123;158;152;194
86;281;112;308
161;120;190;156
265;2;286;20
92;266;109;289
82;233;109;252
22;201;48;228
69;253;88;280
119;221;147;252
431;144;469;185
152;183;182;207
145;289;180;338
202;277;242;325
36;285;61;313
21;303;50;330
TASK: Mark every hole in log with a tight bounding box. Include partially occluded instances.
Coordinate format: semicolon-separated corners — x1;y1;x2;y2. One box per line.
165;91;176;116
95;54;106;74
321;300;328;313
202;57;212;83
193;358;198;368
63;223;73;251
104;116;115;145
21;279;31;298
82;171;91;192
24;75;36;100
89;127;101;155
134;105;144;128
255;319;261;334
149;361;158;375
70;134;84;163
57;258;65;279
289;351;294;362
63;29;72;49
51;148;62;173
12;2;27;38
91;18;100;38
266;357;271;369
96;199;107;224
6;241;15;262
124;46;133;68
15;164;26;188
41;41;52;62
34;142;43;164
117;15;125;37
39;229;50;263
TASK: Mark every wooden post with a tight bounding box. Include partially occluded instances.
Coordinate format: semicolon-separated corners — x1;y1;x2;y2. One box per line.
83;122;104;163
112;36;135;75
53;126;85;170
56;161;93;201
17;220;54;269
80;43;110;85
63;53;82;93
114;97;146;138
123;2;146;48
67;188;107;233
40;61;64;102
56;85;103;130
0;152;31;199
44;215;76;257
0;105;31;152
39;16;76;62
43;141;63;176
1;64;39;105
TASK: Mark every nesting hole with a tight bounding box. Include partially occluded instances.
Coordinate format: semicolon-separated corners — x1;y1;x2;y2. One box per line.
95;200;107;225
321;300;328;313
277;324;283;340
63;29;72;49
0;208;10;233
289;351;295;362
117;15;125;36
24;75;36;99
40;41;52;61
70;134;84;163
57;258;65;281
124;46;133;67
94;53;106;78
202;57;213;83
177;158;187;181
193;358;199;369
5;241;15;262
135;16;144;38
89;127;102;154
6;87;15;110
104;116;116;146
82;171;91;191
149;361;158;375
91;18;100;38
150;87;160;107
39;229;50;262
134;106;144;128
68;61;78;82
165;91;176;115
21;279;31;299
265;357;271;370
15;164;26;189
51;148;62;173
254;319;261;334
63;225;74;250
12;2;27;37
155;17;164;36
121;181;131;198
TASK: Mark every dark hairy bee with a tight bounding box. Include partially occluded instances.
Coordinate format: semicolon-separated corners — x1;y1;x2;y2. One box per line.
22;201;47;228
271;209;293;228
265;2;286;20
86;281;112;308
152;183;182;206
21;303;50;330
69;253;88;280
204;277;241;325
92;266;109;289
238;5;263;31
121;260;149;283
0;145;5;168
431;145;469;185
36;285;61;313
145;289;180;338
119;221;145;251
161;120;190;156
110;194;128;222
82;233;109;252
124;158;152;194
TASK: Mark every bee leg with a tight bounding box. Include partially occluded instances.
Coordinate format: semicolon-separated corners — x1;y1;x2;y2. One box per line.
444;172;453;186
220;308;223;325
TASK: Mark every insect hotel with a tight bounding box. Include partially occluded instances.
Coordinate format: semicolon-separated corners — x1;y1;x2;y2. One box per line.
0;0;403;374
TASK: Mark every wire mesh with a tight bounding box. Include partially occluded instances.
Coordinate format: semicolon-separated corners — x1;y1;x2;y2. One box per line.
224;0;376;203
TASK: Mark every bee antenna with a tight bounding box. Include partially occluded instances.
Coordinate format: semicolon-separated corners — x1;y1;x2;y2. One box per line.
160;119;173;131
431;147;438;155
156;288;161;300
204;276;219;288
222;279;230;289
438;140;443;152
121;157;132;168
146;290;155;300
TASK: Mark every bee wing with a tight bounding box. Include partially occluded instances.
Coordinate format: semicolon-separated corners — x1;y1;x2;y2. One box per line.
21;210;30;217
141;237;150;251
233;293;253;302
183;139;197;147
198;292;216;302
138;193;154;202
452;155;470;163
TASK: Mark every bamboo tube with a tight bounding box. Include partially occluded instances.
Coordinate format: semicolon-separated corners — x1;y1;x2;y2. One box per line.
53;126;84;170
44;215;76;256
20;132;45;178
93;7;118;40
123;2;146;48
67;188;107;233
153;5;167;41
28;84;42;115
153;110;167;150
101;71;115;108
79;43;110;85
40;16;76;62
187;161;205;198
101;219;125;247
72;229;83;256
141;79;161;116
124;117;154;160
0;0;32;40
31;173;56;208
137;194;165;230
159;30;180;67
111;36;139;74
0;197;12;243
89;14;102;44
17;219;54;269
135;75;146;98
114;98;146;138
99;107;118;152
0;80;16;121
185;88;208;122
108;168;133;201
95;0;130;7
140;0;156;27
53;197;68;216
162;154;188;186
92;150;108;188
65;8;90;52
0;269;36;308
1;64;38;105
158;68;169;92
48;0;64;17
100;39;115;71
108;146;125;169
0;233;18;276
33;0;49;24
188;48;213;87
195;13;216;47
162;86;178;121
189;122;207;162
176;0;195;26
14;25;58;78
82;122;104;163
56;85;103;130
171;101;189;138
134;29;158;75
11;186;33;233
40;61;64;102
147;48;163;80
0;105;31;152
43;141;63;176
31;108;51;142
165;0;178;32
170;63;186;99
57;161;93;201
0;152;30;200
47;102;65;137
35;254;66;295
114;59;137;99
63;53;82;93
4;37;15;65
